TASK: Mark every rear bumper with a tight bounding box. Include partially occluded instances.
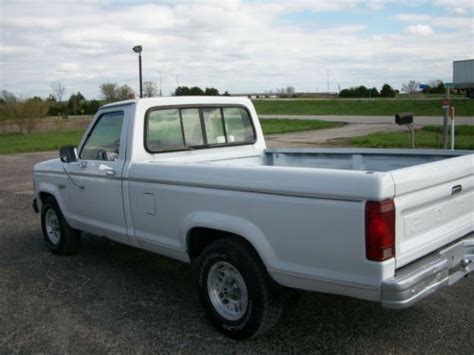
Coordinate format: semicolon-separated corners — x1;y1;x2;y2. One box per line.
382;233;474;309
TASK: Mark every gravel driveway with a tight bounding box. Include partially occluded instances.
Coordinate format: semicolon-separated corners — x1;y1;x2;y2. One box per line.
0;151;472;353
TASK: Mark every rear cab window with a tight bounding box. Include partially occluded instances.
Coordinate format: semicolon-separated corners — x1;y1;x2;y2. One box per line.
145;106;256;153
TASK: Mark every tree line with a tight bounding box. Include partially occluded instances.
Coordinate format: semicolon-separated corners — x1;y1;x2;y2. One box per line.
0;82;225;133
0;78;450;134
339;80;447;98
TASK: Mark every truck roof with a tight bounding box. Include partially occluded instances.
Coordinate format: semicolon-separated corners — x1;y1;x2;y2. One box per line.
100;96;253;109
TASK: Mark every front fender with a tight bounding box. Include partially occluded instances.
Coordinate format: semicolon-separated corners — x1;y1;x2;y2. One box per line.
36;181;67;217
181;211;279;269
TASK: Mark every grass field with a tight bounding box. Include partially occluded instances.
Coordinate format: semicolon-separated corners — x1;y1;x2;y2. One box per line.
346;125;474;150
0;119;344;154
253;98;474;116
0;130;84;154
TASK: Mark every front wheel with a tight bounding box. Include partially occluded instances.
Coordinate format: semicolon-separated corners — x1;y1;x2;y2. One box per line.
197;239;283;339
41;197;81;255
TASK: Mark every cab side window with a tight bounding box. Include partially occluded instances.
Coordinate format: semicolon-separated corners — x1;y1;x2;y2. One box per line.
80;111;124;161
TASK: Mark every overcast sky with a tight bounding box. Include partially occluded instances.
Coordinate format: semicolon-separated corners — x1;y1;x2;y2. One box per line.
1;0;473;99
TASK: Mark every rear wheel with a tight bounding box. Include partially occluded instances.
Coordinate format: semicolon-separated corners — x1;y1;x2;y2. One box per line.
197;239;283;339
41;197;81;255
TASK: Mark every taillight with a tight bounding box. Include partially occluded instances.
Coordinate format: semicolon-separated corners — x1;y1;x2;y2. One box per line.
365;199;395;261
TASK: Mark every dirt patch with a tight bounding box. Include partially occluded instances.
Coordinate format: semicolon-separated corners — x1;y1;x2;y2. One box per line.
0;116;92;134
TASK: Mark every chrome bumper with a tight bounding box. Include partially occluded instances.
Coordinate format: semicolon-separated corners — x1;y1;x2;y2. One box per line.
382;234;474;309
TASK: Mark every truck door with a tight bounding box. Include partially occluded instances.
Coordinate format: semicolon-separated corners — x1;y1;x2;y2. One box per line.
65;109;128;243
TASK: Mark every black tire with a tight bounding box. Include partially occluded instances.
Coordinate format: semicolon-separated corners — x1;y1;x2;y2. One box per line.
197;238;283;340
40;197;81;255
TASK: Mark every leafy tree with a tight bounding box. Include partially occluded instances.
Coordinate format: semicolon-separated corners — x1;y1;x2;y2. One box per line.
116;85;135;100
100;83;119;101
369;87;379;98
46;95;56;103
402;80;419;93
223;91;230;96
83;99;101;114
204;87;219;96
67;92;86;115
339;85;374;98
47;103;67;117
5;97;48;133
1;90;17;103
423;80;446;94
143;81;158;97
276;86;296;98
380;83;396;97
99;83;135;102
175;86;207;96
174;86;192;96
285;86;295;97
189;86;205;95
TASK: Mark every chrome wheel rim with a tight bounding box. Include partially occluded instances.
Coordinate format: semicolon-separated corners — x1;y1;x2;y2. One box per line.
45;209;61;245
207;261;248;321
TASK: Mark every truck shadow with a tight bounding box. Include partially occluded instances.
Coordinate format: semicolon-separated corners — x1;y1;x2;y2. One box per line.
71;234;429;350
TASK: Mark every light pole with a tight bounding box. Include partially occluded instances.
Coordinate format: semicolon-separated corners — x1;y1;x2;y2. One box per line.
132;45;143;98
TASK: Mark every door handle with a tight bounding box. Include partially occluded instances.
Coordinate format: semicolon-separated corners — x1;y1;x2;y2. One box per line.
105;169;115;177
99;164;115;177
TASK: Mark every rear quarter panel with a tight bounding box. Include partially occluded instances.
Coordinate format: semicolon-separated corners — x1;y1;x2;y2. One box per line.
127;163;396;301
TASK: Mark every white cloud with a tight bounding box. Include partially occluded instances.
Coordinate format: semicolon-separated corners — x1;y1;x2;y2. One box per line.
0;0;471;98
396;13;432;22
404;24;434;36
57;63;81;73
433;0;473;15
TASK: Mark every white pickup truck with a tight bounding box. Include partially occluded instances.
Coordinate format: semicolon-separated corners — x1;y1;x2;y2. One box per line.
33;97;473;339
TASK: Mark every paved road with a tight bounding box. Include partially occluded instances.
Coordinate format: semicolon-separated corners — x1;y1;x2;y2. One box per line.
260;114;474;125
265;123;406;147
1;152;473;353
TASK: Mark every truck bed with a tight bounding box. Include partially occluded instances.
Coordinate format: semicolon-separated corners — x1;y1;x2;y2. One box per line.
264;148;472;172
145;147;473;269
195;147;471;172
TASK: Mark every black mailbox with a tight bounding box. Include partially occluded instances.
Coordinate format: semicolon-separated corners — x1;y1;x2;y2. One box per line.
395;112;413;125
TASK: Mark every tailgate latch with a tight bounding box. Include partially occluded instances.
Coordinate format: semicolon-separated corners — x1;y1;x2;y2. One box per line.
451;185;462;195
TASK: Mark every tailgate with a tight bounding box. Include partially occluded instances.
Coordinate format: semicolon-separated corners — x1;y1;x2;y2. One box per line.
391;154;474;268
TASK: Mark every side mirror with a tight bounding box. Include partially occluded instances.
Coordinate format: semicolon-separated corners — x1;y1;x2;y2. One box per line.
59;146;78;163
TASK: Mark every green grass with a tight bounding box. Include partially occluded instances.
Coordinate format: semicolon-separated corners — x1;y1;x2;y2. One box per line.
347;125;474;150
253;98;474;116
1;122;472;154
260;118;343;135
421;125;474;135
0;119;342;154
0;130;84;154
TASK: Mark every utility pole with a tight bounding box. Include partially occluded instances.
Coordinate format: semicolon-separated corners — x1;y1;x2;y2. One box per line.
326;70;330;93
159;71;163;96
442;87;450;149
450;106;455;150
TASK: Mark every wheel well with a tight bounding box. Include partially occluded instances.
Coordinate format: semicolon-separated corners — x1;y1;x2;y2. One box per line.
187;227;259;260
39;192;55;204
